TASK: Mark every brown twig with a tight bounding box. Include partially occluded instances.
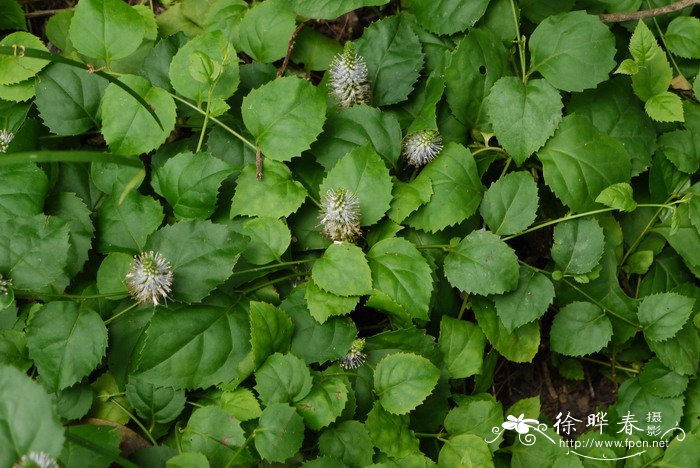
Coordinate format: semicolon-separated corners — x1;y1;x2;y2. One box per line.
276;22;305;78
255;147;263;180
25;8;71;17
598;0;698;23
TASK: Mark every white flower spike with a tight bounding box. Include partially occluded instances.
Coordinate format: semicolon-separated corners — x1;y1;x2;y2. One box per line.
0;129;14;153
402;130;443;167
319;188;362;243
125;251;173;306
340;338;367;370
328;42;371;108
13;452;59;468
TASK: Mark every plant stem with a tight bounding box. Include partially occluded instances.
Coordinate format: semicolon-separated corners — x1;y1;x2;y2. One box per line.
509;0;527;83
646;1;685;77
195;91;213;153
415;244;451;251
14;290;127;301
599;0;699;23
110;398;158;446
471;145;508;158
226;431;257;468
233;258;315;276
239;272;309;294
499;157;512;179
104;302;139;326
580;357;640;375
457;296;469;320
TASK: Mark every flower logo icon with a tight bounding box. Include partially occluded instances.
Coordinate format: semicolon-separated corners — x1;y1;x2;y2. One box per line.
502;414;540;434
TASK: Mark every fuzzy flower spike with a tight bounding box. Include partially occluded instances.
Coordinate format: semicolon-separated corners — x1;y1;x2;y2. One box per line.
125;251;173;306
328;42;371;108
13;452;59;468
402;130;443;167
0;129;14;153
340;338;367;370
0;273;11;295
319;188;362;243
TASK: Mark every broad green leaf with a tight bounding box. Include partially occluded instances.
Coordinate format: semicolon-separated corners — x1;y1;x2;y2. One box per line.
291;27;341;71
0;32;49;85
312;243;373;296
665;16;700;58
366;238;433;322
35;63;107;135
319;146;393;226
406;143;484;232
656;204;700;274
407;71;445;134
645;92;684;123
438;316;486;379
218;388;262;422
126;377;185;424
658;129;698;173
387;177;433;224
365;401;419;459
480;171;539;235
0;163;47;222
551;218;605;276
238;217;291;265
146;220;247;303
0;366;65;466
305;278;360;323
529;11;616;92
91;160;145;196
473;298;540;363
444;229;519;296
411;0;489;35
293;0;389;19
168;31;239;102
239;0;296;63
638;292;694;342
438;434;494;468
296;367;349;430
629;21;673;101
69;0;145;64
355;14;424;106
537;114;630;212
444;395;503;442
135;303;250;389
255;403;305;463
0;78;35;102
0;215;70;292
519;0;574;23
494;267;554;332
242;76;326;161
648;322;699;376
46;192;94;278
166;453;209;468
550;302;613;356
595;183;637;212
101;75;176;155
249;301;293;368
231;160;307;218
90;372;130;424
374;352;440;415
97;191;163;253
182;406;245;466
152;151;232;220
486;77;563;165
27;301;107;391
0;0;25;31
639;358;689;398
614;378;684;442
54;383;93;421
255;353;313;405
318;421;374;467
59;425;121;468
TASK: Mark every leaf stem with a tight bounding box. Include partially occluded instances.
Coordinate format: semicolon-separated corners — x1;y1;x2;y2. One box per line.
14;290;128;301
195;90;213;153
225;431;257;468
471;145;508;157
509;0;527;83
415;244;451;251
110;397;158;446
104;302;139;326
233;258;315;276
579;356;640;375
238;272;309;294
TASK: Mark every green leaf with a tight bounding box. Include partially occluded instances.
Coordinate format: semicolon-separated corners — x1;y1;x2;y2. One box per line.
639;357;689;398
494;267;555;332
91;161;144;196
146;220;247;303
101;75;176;155
648;322;699;376
35;63;107;135
239;0;296;63
387;177;433;224
218;388;262;422
255;403;305;463
615;58;639;75
97;191;163;253
374;352;440;415
255;353;313;405
0;163;47;222
242;76;326;161
69;0;144;64
480;171;539;235
249;301;293;368
319;146;393;226
628;21;673;100
125;377;186;424
355;14;424;106
656;204;700;274
293;0;389;20
486;77;563;165
537;114;630;212
312;243;373;297
665;16;700;59
0;215;70;292
551;218;605;276
438;316;486;379
295;367;349;430
595;183;637;212
153;151;232;220
550;302;613;357
168;31;239;102
0;0;25;31
473;297;540;363
638;292;694;342
529;11;616;92
406;143;484;233
645;92;684;123
27;301;107;391
365;401;419;459
46;192;95;278
291;28;342;71
658;130;698;173
365;238;433;322
444;229;519;296
0;78;35;102
135;303;250;389
60;425;121;468
0;365;65;466
410;0;489;35
182;406;245;466
305;278;360;323
407;71;445;134
166;453;209;468
438;434;494;468
231;160;307;218
238;217;291;265
318;421;374;467
444;395;503;442
0;32;49;85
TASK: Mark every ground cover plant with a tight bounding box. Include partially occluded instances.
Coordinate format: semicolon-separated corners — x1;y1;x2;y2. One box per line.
0;0;699;466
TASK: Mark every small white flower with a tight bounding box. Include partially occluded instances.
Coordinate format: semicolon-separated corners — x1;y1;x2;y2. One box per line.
319;188;361;243
125;251;173;306
0;274;11;295
328;42;371;108
402;130;443;167
502;414;539;434
0;129;14;153
340;338;367;370
13;452;59;468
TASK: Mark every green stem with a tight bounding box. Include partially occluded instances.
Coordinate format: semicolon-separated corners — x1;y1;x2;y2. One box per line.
239;272;309;294
499;157;512;179
415;432;446;438
104;302;139;326
509;0;527;82
14;290;128;301
579;357;640;375
234;258;315;276
110;398;158;446
226;431;257;468
470;145;508;158
647;1;684;77
415;244;451;251
457;296;469;320
195;91;213;153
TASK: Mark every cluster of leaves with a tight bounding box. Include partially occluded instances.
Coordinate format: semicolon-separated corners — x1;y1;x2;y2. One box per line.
0;0;699;466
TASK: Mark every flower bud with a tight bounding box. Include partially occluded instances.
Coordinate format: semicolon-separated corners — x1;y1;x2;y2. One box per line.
340;338;367;370
402;130;443;167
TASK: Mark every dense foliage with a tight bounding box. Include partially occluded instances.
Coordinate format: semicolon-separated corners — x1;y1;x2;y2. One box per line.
0;0;699;466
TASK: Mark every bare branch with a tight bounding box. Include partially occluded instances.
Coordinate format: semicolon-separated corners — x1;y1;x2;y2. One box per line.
599;0;699;23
